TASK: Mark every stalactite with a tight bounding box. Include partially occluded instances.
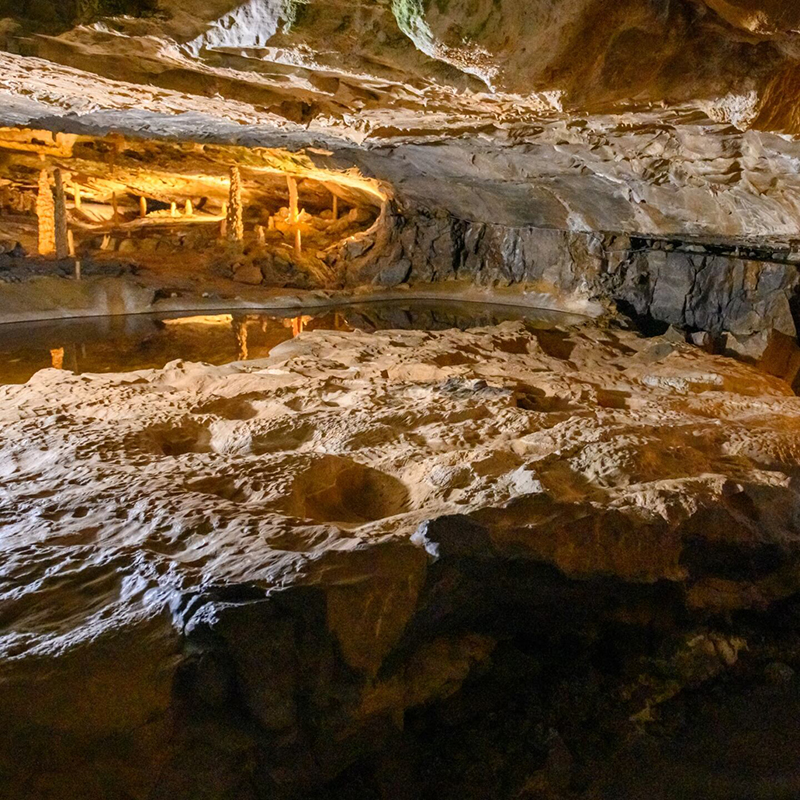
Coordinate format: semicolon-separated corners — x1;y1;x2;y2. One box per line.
332;192;338;220
112;192;120;226
54;168;69;260
227;165;244;242
36;169;55;256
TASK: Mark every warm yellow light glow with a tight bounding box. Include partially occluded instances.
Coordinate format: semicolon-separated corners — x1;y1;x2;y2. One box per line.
163;314;234;326
50;347;64;369
0;128;76;157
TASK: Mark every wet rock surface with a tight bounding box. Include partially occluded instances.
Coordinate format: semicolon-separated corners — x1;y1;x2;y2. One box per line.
3;321;800;797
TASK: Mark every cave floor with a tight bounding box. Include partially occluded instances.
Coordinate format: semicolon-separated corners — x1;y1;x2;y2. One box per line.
2;317;800;798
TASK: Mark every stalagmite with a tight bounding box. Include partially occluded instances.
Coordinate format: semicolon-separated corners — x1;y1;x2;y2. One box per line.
36;169;55;256
170;201;178;218
73;185;81;210
54;169;68;260
332;192;338;220
255;224;266;244
112;192;120;226
287;175;301;255
287;175;299;223
227;165;244;242
220;201;228;238
139;196;147;218
268;215;275;230
50;347;64;370
67;229;75;257
184;199;193;216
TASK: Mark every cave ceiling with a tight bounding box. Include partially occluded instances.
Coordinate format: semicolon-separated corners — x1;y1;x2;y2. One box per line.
2;0;800;236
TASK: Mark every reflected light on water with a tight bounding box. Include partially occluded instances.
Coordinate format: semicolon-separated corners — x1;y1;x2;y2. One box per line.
0;301;581;385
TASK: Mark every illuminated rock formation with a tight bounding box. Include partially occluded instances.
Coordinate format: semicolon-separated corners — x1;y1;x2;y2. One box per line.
35;169;55;256
226;164;244;242
53;168;68;259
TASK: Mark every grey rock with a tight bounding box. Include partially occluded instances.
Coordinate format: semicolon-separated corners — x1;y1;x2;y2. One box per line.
690;331;714;352
722;330;800;387
373;258;411;287
411;515;495;560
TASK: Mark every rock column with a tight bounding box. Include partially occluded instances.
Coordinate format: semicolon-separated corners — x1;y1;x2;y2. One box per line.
36;169;55;256
54;169;69;260
227;165;244;242
287;175;299;223
287;175;301;255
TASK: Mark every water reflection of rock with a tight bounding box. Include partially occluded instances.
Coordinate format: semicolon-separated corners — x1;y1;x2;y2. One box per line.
0;302;579;384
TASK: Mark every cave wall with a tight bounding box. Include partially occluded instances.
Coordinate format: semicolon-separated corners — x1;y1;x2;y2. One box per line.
333;205;800;345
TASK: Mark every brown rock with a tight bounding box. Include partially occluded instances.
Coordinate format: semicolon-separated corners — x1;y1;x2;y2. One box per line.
232;263;263;285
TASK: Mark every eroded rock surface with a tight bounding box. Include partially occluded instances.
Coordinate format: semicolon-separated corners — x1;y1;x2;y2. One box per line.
2;1;800;237
3;321;800;797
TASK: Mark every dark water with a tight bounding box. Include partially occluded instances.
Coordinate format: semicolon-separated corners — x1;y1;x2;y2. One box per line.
0;301;582;384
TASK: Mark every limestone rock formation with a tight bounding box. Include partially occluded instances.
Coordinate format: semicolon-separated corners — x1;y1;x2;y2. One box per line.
1;0;800;240
35;168;54;256
3;3;800;797
227;164;244;243
53;167;68;259
3;321;800;797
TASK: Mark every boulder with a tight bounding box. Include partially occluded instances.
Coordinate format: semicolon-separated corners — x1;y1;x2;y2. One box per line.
722;329;800;388
232;263;263;285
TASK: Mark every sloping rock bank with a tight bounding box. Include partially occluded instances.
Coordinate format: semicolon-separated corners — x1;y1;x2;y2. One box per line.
335;208;800;383
3;321;800;798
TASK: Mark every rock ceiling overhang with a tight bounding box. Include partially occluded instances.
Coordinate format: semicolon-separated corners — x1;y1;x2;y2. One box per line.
2;0;800;237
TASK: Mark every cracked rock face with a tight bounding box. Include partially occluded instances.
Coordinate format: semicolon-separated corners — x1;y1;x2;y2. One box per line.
4;321;800;797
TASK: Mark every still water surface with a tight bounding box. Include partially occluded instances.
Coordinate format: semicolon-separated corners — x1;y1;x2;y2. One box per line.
0;301;580;384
